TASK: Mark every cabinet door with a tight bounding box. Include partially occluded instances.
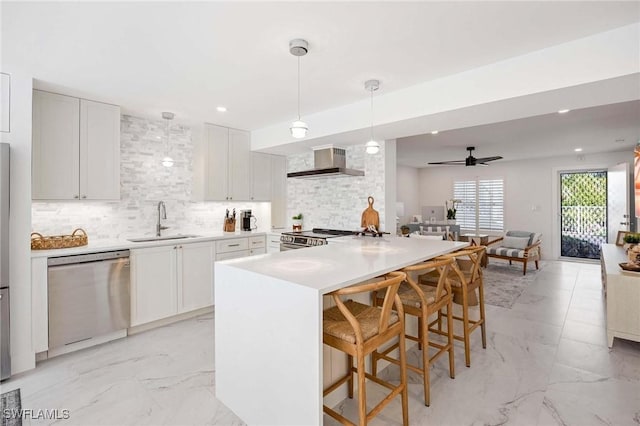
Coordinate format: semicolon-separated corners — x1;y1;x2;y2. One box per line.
251;152;272;201
205;124;229;200
32;90;80;200
80;99;120;200
271;155;288;229
178;241;215;312
130;246;177;326
228;128;251;201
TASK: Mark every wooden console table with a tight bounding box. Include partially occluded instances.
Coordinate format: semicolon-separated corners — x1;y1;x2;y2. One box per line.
601;244;640;348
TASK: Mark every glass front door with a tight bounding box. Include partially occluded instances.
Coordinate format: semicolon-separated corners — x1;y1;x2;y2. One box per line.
560;171;607;259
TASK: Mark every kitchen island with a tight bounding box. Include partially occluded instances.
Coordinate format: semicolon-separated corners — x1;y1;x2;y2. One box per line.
215;235;468;426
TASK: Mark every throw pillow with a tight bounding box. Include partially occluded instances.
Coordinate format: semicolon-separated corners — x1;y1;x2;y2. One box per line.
502;236;529;249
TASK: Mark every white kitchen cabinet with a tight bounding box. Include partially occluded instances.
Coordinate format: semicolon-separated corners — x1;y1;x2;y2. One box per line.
178;241;215;312
271;155;287;230
32;90;120;200
229;128;252;200
131;241;216;326
267;232;282;253
80;99;120;199
204;124;229;201
201;123;251;201
130;246;178;326
251;152;272;201
249;235;266;256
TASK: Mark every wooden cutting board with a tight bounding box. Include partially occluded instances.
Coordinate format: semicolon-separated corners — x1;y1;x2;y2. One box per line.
361;196;380;230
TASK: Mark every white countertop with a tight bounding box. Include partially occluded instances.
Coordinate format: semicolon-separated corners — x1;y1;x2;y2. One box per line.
31;229;270;258
218;235;468;294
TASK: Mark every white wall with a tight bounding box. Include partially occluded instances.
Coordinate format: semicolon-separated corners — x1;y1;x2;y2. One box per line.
396;165;420;225
32;115;271;239
418;150;632;258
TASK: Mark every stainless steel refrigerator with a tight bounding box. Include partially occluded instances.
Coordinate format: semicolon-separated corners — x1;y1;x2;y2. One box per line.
0;143;9;380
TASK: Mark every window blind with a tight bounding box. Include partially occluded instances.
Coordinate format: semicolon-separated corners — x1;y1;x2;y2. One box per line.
453;178;504;232
478;179;504;231
453;180;476;231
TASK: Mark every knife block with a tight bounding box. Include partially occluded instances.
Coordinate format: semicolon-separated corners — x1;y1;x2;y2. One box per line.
223;218;236;232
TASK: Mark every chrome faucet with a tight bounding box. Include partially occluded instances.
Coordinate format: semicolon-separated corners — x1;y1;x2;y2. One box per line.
156;201;169;236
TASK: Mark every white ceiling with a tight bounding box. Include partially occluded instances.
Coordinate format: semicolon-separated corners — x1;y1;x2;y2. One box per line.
3;1;639;130
397;100;640;167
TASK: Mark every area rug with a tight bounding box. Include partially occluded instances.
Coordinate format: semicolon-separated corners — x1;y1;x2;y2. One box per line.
481;262;541;308
0;388;22;426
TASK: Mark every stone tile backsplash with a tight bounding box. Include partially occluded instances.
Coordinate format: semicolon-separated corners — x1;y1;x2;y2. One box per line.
32;115;270;240
287;144;386;231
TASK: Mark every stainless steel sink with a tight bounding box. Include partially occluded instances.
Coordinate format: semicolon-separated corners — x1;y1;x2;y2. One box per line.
127;234;200;243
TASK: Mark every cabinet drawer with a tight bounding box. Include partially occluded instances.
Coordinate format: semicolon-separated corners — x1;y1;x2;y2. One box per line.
216;250;249;261
250;247;266;256
216;238;248;253
249;236;266;249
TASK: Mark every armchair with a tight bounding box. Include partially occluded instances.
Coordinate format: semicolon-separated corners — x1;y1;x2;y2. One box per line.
486;231;542;275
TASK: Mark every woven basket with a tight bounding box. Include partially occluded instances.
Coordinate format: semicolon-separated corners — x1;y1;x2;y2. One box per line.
31;228;88;250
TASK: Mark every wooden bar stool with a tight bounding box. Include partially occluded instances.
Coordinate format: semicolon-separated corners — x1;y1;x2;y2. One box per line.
371;257;456;406
323;271;409;426
419;246;487;367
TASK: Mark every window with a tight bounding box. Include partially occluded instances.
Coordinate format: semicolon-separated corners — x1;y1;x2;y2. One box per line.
454;178;504;232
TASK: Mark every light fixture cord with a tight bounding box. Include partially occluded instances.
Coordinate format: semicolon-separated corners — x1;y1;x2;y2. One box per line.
370;87;374;141
166;117;170;156
297;56;301;120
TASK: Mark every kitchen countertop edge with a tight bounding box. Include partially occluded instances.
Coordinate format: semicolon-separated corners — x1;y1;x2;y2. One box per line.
31;230;271;258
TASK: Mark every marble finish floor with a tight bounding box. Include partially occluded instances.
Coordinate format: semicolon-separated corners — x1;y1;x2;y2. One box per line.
3;260;640;425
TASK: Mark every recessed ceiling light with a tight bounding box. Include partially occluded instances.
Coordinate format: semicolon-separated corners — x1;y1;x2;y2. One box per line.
574;148;583;152
216;106;227;112
431;130;439;135
558;109;570;114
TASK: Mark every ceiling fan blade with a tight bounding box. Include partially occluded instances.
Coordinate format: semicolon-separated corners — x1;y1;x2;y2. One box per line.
475;156;503;163
427;160;466;165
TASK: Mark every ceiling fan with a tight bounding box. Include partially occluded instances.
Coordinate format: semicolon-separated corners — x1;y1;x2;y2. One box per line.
428;146;503;167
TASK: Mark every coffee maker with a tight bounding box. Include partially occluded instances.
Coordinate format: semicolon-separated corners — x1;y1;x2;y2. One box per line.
240;210;257;231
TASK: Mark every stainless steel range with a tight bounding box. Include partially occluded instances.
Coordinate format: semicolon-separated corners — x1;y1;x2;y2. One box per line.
280;228;355;251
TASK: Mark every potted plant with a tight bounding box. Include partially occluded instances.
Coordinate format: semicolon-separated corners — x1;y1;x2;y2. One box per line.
623;233;640;251
292;213;303;232
446;199;461;224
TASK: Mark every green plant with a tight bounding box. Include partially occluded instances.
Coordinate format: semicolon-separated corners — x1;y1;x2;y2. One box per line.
445;199;461;220
292;213;303;220
624;233;640;244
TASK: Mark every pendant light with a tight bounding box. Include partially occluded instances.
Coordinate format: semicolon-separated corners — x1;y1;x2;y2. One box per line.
364;80;380;154
289;39;309;138
161;112;174;167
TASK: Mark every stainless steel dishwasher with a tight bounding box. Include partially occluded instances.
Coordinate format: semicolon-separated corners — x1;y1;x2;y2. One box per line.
48;250;130;350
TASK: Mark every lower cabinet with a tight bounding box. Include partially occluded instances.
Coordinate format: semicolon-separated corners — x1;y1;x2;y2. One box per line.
131;241;215;326
178;241;215;313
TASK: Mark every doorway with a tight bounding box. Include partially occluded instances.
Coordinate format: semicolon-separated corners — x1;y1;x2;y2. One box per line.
560;170;607;259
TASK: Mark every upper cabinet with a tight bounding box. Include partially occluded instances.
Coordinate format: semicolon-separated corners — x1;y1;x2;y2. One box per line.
251;152;272;201
193;124;287;210
200;123;251;201
32;90;120;201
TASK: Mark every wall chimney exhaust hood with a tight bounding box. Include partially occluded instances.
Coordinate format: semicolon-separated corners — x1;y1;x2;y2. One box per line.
287;147;365;179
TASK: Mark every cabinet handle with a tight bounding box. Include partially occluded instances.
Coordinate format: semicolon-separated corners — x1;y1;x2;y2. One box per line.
179;245;182;249
228;243;240;247
173;246;177;250
81;195;87;199
230;196;233;200
74;195;79;199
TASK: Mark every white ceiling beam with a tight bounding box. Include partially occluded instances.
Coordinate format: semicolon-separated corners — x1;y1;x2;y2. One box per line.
252;23;640;151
